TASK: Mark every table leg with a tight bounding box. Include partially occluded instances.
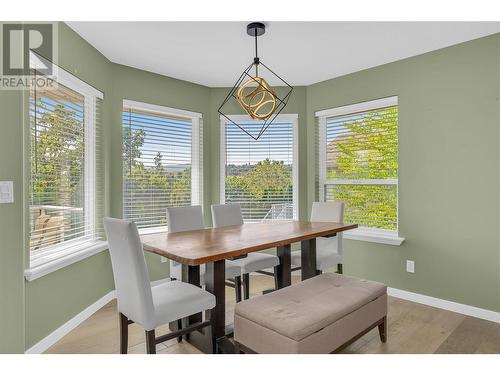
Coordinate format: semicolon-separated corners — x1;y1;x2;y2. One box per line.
276;244;291;289
301;238;317;281
205;259;234;353
183;265;202;326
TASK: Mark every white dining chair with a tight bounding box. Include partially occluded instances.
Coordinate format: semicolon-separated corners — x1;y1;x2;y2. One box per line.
167;206;242;283
211;203;280;302
103;217;215;354
291;201;345;274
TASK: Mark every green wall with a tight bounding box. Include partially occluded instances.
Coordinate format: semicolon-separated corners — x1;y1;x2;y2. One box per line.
1;23;499;353
0;88;25;353
306;34;500;312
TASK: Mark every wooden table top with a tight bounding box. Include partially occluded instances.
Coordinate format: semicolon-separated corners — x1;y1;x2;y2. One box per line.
141;221;358;265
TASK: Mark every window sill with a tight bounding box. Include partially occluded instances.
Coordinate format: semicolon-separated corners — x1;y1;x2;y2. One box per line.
24;240;108;282
344;228;405;246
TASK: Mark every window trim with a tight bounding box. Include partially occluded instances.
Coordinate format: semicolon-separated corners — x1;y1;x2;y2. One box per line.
26;54;105;279
122;99;202;119
219;114;299;221
316;97;404;246
315;96;397;118
122;99;203;233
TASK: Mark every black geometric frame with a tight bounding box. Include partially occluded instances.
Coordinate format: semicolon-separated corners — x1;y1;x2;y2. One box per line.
218;60;293;141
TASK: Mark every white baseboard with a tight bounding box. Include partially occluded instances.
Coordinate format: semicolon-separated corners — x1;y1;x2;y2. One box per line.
25;290;116;354
387;287;500;324
24;278;171;354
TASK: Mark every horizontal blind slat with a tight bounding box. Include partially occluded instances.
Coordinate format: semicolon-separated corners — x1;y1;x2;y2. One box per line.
29;78;103;253
224;121;295;223
122;106;198;230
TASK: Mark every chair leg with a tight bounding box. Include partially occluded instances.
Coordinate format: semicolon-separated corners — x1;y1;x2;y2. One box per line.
234;276;242;302
242;273;250;300
119;313;128;354
145;330;156;354
177;319;183;342
337;263;343;274
378;316;387;343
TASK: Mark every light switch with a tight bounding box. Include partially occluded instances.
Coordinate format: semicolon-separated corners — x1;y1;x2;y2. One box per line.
0;181;14;203
406;260;415;273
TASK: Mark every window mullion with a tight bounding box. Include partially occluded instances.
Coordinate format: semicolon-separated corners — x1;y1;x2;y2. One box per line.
84;95;96;240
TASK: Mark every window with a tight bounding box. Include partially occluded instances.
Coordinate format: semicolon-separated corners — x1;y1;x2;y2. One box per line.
28;55;105;270
220;115;298;222
317;97;403;245
122;100;203;232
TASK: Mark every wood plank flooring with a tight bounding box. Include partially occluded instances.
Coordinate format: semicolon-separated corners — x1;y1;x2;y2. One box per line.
45;274;500;354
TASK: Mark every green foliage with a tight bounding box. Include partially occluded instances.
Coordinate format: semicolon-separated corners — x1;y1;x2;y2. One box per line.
328;185;397;230
123;126;145;172
243;159;291;200
31;102;84;206
225;159;293;221
123;128;191;227
327;106;398;230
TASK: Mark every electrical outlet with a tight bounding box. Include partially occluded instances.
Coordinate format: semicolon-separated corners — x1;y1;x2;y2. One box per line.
160;256;168;263
406;260;415;273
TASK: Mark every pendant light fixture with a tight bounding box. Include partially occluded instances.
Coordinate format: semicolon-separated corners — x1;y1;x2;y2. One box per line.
218;22;293;140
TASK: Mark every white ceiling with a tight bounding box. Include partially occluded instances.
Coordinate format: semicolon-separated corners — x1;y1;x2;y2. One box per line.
67;22;500;87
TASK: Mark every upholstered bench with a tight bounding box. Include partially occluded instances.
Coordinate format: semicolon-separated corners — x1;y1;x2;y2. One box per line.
233;273;387;354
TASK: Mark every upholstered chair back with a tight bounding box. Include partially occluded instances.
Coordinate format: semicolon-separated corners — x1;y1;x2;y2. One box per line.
211;203;244;228
310;201;345;256
166;205;205;233
103;217;155;328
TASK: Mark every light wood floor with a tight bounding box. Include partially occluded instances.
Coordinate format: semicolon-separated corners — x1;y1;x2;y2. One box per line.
45;275;500;354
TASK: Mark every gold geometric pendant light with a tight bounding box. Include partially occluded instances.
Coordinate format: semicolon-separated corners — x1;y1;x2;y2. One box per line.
218;22;293;140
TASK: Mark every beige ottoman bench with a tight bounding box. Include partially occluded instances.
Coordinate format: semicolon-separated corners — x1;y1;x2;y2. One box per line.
234;273;387;354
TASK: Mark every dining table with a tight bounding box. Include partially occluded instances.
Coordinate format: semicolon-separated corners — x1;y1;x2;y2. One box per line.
141;220;358;353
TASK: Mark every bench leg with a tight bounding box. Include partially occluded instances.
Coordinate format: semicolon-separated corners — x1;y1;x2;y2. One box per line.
378;316;387;343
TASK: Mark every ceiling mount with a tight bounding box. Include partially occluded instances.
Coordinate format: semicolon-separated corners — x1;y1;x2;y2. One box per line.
247;22;265;37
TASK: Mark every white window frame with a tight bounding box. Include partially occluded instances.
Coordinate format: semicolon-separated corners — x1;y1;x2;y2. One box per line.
122;100;203;235
25;53;106;281
316;97;404;246
220;114;299;221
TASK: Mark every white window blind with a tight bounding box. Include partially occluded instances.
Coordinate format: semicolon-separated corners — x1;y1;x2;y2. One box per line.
220;115;298;223
29;74;103;256
122;101;202;232
317;97;398;232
